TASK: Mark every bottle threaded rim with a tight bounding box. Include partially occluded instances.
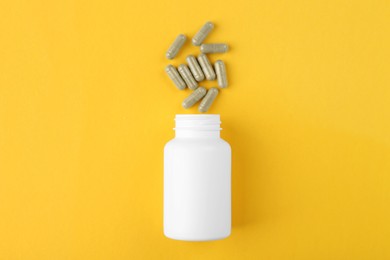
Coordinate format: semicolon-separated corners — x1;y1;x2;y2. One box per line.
174;114;221;131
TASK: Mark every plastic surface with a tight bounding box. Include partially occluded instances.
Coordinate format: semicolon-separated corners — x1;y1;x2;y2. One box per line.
164;115;231;241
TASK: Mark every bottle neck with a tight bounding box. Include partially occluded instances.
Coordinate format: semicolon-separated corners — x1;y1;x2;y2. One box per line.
174;114;221;139
175;130;220;138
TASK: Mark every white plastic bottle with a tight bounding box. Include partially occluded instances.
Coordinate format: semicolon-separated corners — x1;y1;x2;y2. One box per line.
164;114;231;241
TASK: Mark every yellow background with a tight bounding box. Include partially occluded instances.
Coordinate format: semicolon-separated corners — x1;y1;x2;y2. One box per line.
0;0;389;259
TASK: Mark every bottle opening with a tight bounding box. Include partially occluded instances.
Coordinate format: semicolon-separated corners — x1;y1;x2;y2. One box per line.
174;114;222;131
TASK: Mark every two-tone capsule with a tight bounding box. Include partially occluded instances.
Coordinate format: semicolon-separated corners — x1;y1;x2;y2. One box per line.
192;22;214;46
165;65;186;90
199;88;219;113
197;54;216;81
200;43;229;54
215;60;228;88
178;64;198;90
166;34;186;59
186;55;205;82
182;87;207;109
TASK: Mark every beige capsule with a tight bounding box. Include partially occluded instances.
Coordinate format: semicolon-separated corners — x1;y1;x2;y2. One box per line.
200;43;229;54
215;60;228;88
165;65;186;90
192;22;214;46
197;54;216;81
178;64;198;90
186;55;205;82
182;87;207;109
199;87;219;113
166;34;186;59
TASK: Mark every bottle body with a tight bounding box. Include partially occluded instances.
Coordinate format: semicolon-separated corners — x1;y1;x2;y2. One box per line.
164;115;231;241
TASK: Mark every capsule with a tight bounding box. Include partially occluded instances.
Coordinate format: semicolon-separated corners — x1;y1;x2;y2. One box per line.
166;34;186;59
215;60;228;88
186;55;205;82
197;54;216;81
178;64;198;90
200;43;229;54
199;88;219;113
182;87;207;109
165;65;186;90
192;22;214;46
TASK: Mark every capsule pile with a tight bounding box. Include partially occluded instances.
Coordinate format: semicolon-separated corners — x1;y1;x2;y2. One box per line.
165;21;229;113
